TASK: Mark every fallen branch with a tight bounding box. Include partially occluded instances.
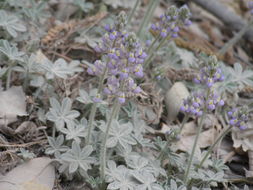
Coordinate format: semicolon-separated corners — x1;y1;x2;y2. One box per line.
191;0;253;42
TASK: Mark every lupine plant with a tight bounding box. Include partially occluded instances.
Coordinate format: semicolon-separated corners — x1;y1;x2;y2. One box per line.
1;0;253;189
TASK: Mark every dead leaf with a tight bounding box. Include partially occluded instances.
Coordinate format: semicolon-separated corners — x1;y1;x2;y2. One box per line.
232;122;253;152
0;86;27;125
171;121;221;160
0;157;55;190
165;82;189;121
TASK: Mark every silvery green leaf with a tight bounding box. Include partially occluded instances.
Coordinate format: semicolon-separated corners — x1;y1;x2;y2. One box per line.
0;10;26;38
217;62;253;93
132;171;161;190
211;159;228;172
17;148;35;160
13;54;41;74
41;58;83;79
30;75;45;87
45;135;69;157
46;97;80;130
147;160;167;177
73;0;94;13
103;0;136;8
133;133;152;147
22;0;49;22
0;67;8;77
75;34;100;48
76;89;92;104
60;123;87;144
115;143;132;158
125;153;149;172
60;142;95;174
0;40;25;61
106;162;136;190
122;102;137;118
192;169;225;183
105;120;136;150
132;113;147;134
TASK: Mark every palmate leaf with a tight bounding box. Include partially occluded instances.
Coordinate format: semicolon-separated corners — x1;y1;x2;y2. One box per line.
46;97;80;130
163;179;186;190
60;141;95;174
40;58;83;79
45;135;69;157
103;0;136;8
106;161;137;190
76;89;93;104
22;0;49;22
73;0;94;13
59;118;87;144
0;40;25;61
217;62;253;93
0;10;26;37
132;171;163;190
100;120;137;150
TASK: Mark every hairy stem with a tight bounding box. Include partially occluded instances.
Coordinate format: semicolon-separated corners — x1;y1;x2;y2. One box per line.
127;0;141;25
147;36;160;54
183;112;206;184
100;101;120;182
137;0;157;37
219;18;253;55
144;36;169;68
6;63;14;89
87;68;108;144
197;125;232;169
157;116;189;160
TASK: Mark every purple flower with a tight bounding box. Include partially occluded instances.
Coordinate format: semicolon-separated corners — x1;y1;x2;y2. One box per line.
227;107;249;130
134;65;144;78
160;29;167;38
171;33;178;38
193;55;224;87
146;40;151;46
89;12;148;104
93;94;102;103
184;19;192;26
118;92;125;104
87;67;95;75
109;31;117;40
128;53;136;63
150;5;191;39
133;86;141;94
172;26;179;33
218;100;224;106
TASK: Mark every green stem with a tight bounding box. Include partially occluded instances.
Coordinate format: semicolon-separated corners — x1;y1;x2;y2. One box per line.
179;115;189;133
197;126;232;169
87;68;108;144
147;36;160;54
100;101;120;182
127;0;140;25
6;67;11;89
137;0;156;37
157;115;189;161
219;18;253;55
144;36;169;68
183;112;206;184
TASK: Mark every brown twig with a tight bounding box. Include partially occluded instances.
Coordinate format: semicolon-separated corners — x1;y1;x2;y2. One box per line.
191;0;253;42
0;140;47;148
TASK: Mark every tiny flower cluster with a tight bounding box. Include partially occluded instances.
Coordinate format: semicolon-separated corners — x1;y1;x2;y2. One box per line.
193;56;224;87
228;107;249;130
180;56;225;117
249;1;253;15
180;91;224;116
150;5;191;38
88;12;147;104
